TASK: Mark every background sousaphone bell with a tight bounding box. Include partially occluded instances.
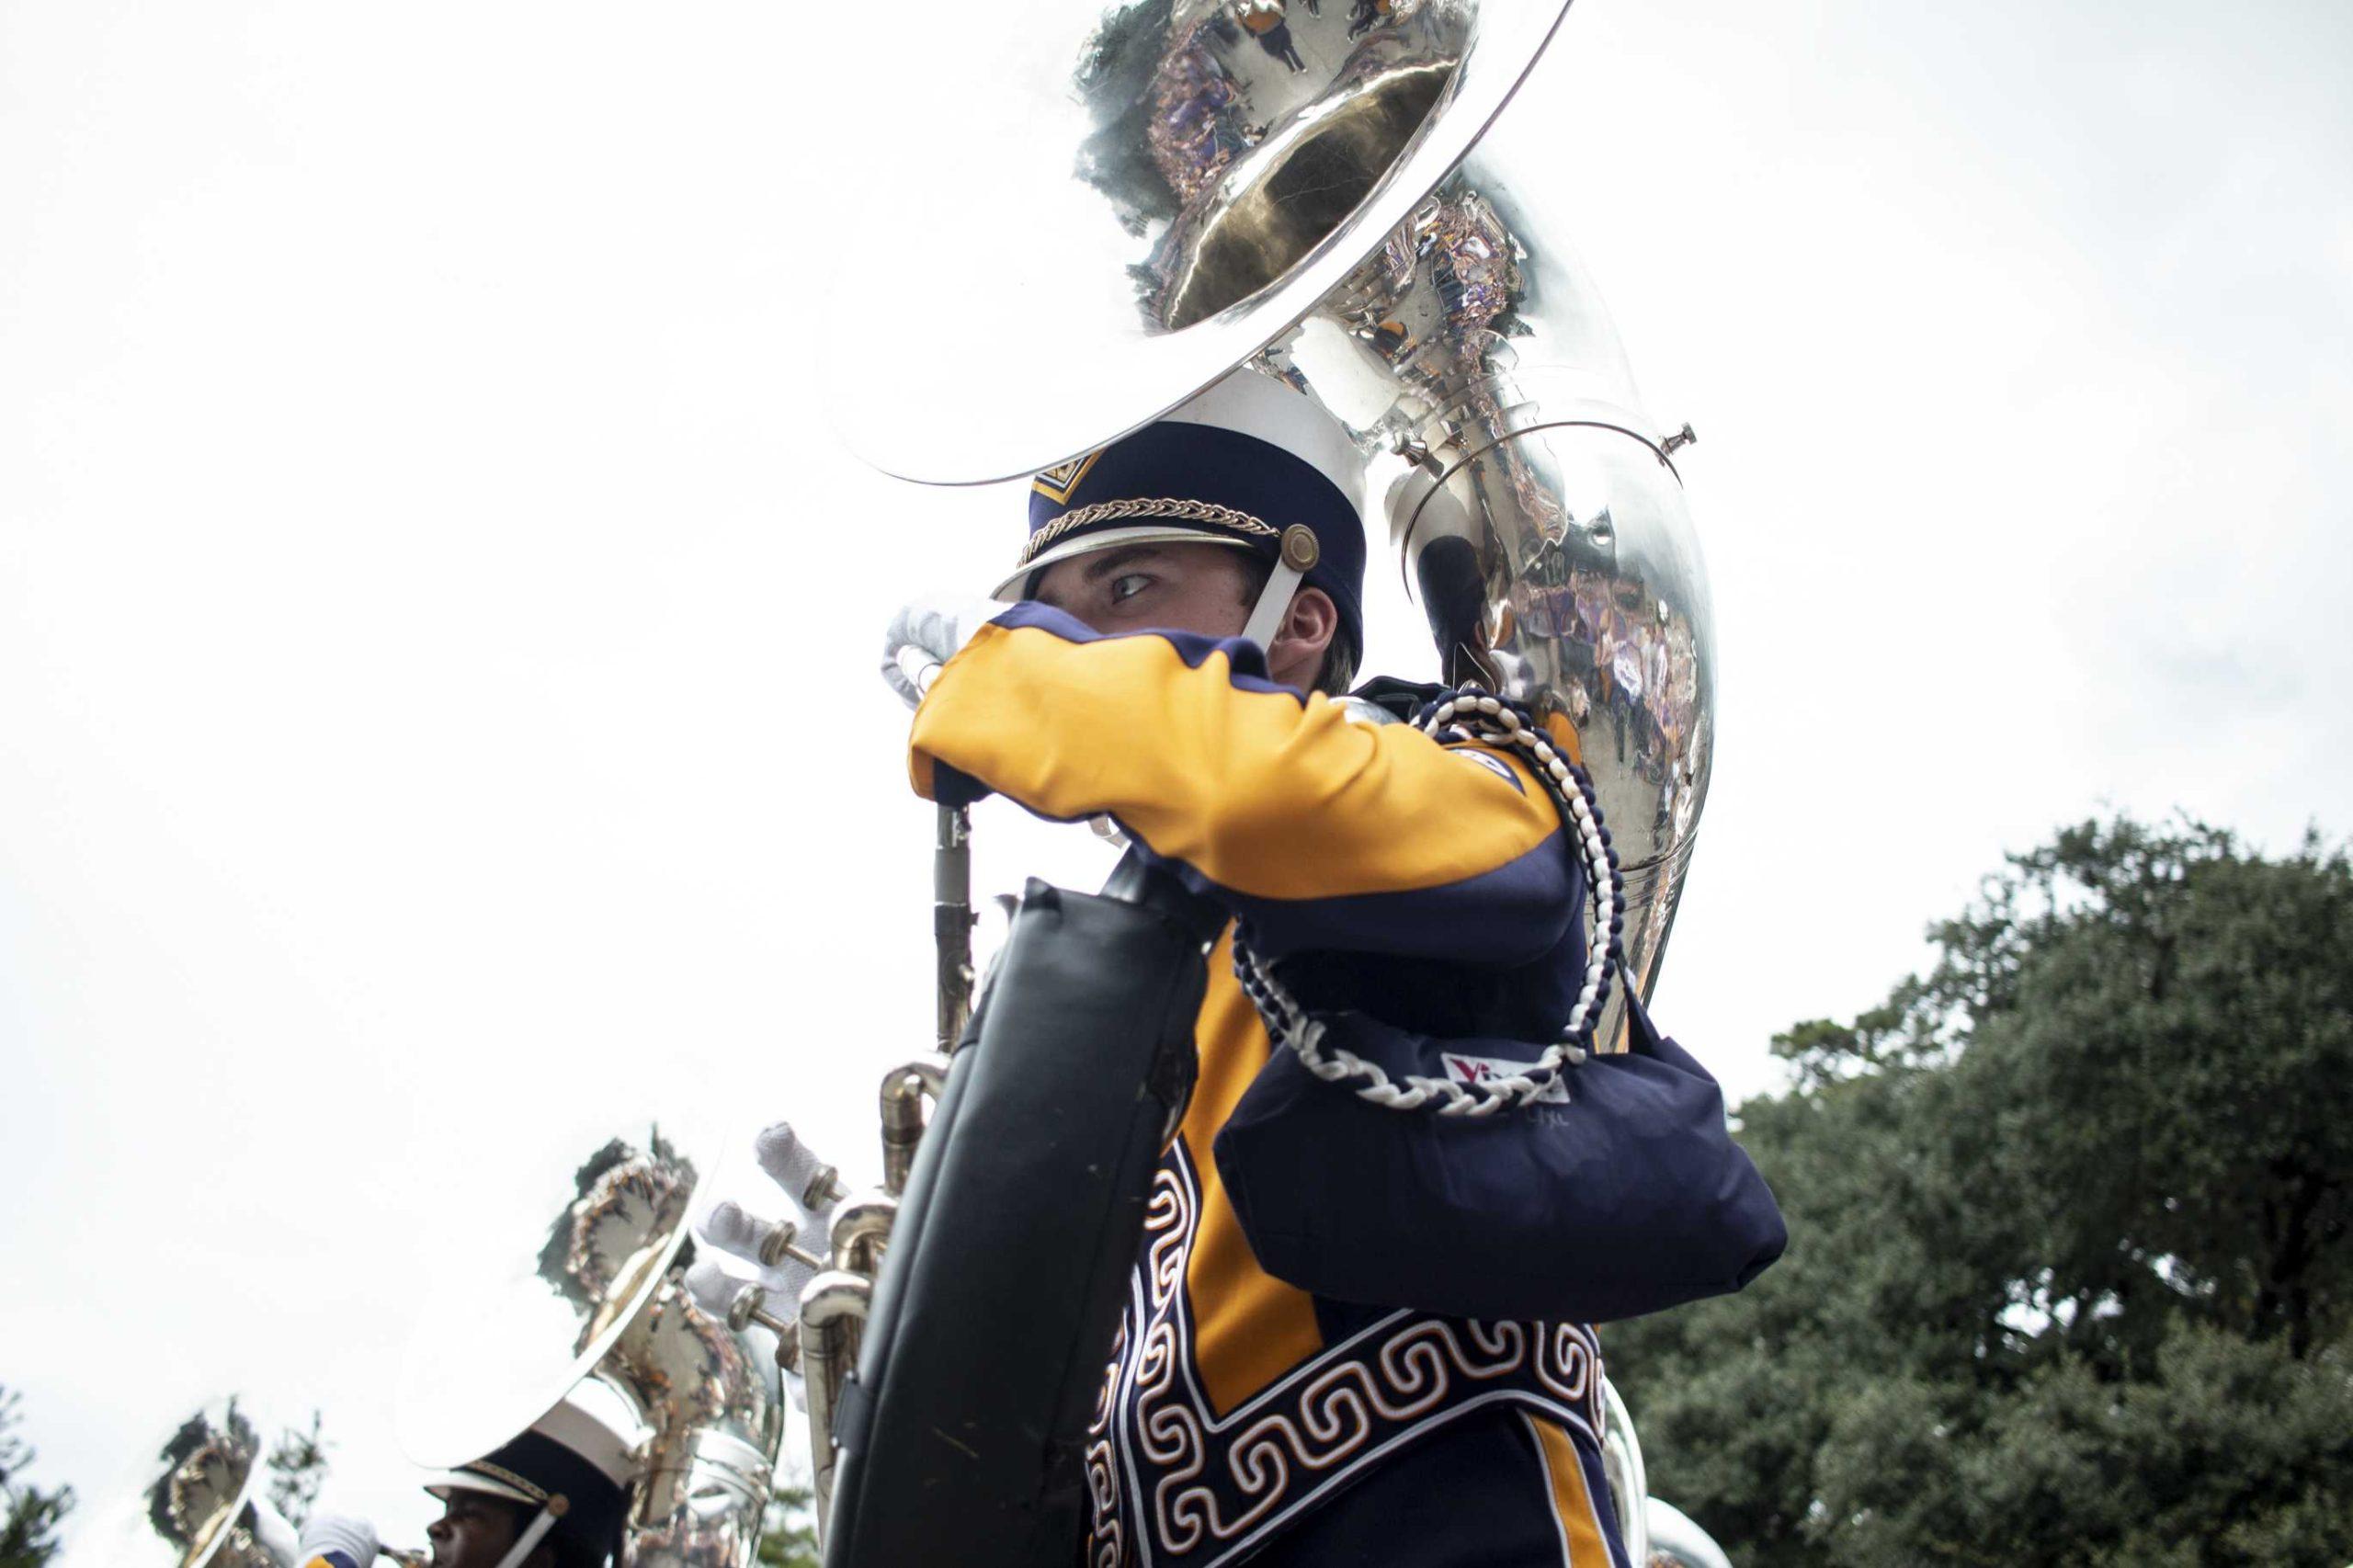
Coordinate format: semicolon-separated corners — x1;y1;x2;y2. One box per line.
82;1400;303;1568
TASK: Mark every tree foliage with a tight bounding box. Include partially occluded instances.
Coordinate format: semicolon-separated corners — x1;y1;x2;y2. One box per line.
0;1388;74;1568
265;1412;332;1532
1609;817;2353;1566
755;1480;818;1568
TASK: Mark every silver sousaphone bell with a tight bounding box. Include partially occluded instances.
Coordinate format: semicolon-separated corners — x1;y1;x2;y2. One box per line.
832;0;1712;1056
78;1400;303;1568
74;1399;429;1568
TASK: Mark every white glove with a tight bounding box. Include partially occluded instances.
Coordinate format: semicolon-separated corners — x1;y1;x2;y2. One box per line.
881;594;1017;710
297;1515;379;1568
687;1121;845;1411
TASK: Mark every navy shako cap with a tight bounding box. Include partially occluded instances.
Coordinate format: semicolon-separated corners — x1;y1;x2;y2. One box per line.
433;1428;628;1563
1006;392;1369;670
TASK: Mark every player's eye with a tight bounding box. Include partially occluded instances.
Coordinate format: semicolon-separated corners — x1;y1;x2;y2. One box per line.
1108;573;1153;604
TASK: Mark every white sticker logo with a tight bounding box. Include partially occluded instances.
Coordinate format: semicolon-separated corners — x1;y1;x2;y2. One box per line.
1439;1051;1572;1104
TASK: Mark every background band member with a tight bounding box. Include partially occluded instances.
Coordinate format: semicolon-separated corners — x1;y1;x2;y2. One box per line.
1234;1;1309;73
855;370;1782;1565
297;1401;631;1568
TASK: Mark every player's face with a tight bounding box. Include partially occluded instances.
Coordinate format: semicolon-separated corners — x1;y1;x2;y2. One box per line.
425;1493;530;1568
1031;541;1252;640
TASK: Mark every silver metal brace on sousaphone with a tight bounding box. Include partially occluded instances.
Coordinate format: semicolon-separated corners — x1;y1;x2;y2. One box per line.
807;0;1722;1562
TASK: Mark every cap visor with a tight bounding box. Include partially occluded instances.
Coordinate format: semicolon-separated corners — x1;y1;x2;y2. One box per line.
993;527;1256;600
420;1471;540;1507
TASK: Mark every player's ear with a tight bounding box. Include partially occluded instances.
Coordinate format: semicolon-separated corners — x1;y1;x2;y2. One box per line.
1275;585;1337;664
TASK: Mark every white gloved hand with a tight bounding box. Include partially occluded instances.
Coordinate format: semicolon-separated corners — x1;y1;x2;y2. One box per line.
297;1515;379;1568
684;1256;812;1412
881;594;1017;710
687;1121;846;1411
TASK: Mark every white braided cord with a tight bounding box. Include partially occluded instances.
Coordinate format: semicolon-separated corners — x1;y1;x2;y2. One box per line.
1232;687;1628;1117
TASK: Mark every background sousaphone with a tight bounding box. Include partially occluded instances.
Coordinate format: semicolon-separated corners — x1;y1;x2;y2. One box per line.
397;1127;788;1568
82;1401;304;1568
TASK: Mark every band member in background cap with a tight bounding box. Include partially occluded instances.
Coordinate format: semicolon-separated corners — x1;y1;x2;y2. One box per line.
849;366;1772;1568
297;1400;631;1568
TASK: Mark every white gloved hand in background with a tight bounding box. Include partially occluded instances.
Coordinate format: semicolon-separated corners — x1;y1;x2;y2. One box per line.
297;1515;380;1568
687;1122;845;1410
881;594;1017;710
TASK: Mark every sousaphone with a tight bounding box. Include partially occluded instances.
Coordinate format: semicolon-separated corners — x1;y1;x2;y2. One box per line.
815;1;1716;1562
79;1400;303;1568
397;1127;786;1568
835;0;1711;1055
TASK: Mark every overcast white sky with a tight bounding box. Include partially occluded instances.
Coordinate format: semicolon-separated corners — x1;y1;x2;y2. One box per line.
6;0;2349;1550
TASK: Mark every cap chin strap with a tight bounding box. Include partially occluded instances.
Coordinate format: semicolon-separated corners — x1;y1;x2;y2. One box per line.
1242;524;1322;657
489;1496;566;1568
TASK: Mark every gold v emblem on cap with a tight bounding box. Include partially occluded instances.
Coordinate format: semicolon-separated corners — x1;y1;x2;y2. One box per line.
1029;449;1103;505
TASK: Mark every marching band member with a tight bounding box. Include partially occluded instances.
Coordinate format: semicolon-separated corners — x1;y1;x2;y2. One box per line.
297;1402;631;1568
861;369;1782;1567
1233;0;1309;74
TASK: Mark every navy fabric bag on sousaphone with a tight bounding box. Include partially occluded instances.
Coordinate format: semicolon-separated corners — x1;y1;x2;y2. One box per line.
823;856;1219;1568
1213;983;1788;1325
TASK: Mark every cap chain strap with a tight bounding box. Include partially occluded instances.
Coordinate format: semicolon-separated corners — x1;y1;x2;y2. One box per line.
1231;685;1628;1117
1017;497;1281;566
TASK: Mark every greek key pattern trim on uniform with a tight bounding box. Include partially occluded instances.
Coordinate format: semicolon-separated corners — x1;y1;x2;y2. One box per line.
1086;1313;1130;1568
1086;1150;1606;1567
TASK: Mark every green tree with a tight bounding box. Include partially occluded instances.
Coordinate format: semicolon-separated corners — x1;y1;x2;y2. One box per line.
265;1412;332;1531
0;1387;74;1568
1610;816;2353;1566
755;1479;818;1568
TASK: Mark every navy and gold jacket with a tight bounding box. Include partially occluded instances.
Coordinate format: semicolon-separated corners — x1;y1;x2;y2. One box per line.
910;602;1634;1567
